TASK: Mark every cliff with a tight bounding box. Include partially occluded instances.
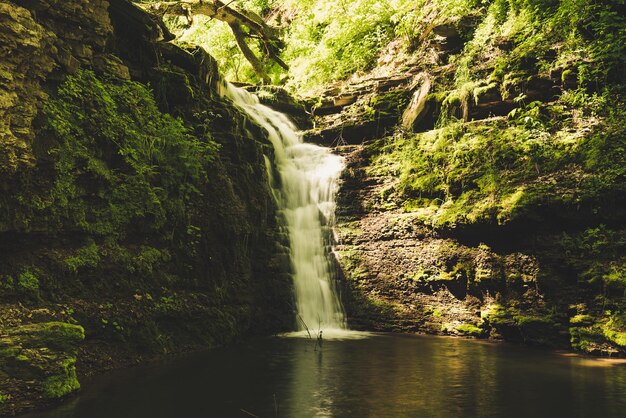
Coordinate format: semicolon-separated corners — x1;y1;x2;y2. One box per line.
0;0;292;415
307;1;626;356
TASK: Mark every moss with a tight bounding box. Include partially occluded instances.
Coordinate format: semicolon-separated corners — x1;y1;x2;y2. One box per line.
456;323;484;337
570;314;594;326
0;391;7;404
7;322;84;350
369;90;410;115
0;345;21;361
371;91;626;229
410;269;431;282
42;357;80;399
570;327;606;353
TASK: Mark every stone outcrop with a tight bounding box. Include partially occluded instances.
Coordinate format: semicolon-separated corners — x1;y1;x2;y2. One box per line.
303;75;415;146
0;2;55;177
334;143;621;354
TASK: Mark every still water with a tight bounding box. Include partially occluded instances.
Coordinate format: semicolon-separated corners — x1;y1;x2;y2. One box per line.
23;333;626;418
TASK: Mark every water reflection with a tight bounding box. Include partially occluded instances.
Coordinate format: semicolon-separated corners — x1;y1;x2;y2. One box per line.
21;334;626;418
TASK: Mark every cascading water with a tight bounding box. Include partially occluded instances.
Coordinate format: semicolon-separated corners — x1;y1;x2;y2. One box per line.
220;82;346;332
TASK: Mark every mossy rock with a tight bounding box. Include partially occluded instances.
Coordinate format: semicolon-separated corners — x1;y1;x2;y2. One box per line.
570;327;615;355
369;90;411;115
153;67;195;107
514;315;565;346
42;357;80;399
456;323;485;337
1;322;84;383
6;322;84;351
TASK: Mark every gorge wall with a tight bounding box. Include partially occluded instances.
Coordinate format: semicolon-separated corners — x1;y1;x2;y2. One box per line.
0;0;293;414
304;2;626;357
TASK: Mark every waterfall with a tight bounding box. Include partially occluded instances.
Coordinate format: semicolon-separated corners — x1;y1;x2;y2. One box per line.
220;82;346;332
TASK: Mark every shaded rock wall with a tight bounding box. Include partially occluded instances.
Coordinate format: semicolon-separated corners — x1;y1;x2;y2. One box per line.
0;0;292;415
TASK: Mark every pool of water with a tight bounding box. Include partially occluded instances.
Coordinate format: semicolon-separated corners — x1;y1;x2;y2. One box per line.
23;333;626;418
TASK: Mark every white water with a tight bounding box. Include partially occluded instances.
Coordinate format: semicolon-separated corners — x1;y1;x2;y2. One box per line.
220;82;346;332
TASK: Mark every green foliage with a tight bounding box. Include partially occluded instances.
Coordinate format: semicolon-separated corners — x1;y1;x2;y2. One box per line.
64;240;101;274
450;0;626;90
280;0;489;92
169;0;282;83
552;226;626;297
371;87;625;227
10;269;40;300
38;69;218;250
158;0;625;94
131;246;171;275
0;391;6;404
283;0;397;92
176;17;264;84
602;314;626;347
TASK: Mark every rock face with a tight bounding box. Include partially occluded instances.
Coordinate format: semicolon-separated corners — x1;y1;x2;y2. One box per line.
325;6;625;358
0;0;292;415
302;75;414;146
335;145;552;339
0;2;55;176
335;141;622;354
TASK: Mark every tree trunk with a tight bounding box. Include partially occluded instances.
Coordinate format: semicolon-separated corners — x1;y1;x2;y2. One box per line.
229;23;270;84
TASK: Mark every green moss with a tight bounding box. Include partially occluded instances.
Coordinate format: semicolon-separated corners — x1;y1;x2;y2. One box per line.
570;327;606;353
486;305;516;327
369;90;410;115
456;323;484;337
0;391;7;404
154;67;195;108
371;90;626;228
23;69;220;247
43;357;80;399
570;314;594;326
7;322;85;350
410;269;431;282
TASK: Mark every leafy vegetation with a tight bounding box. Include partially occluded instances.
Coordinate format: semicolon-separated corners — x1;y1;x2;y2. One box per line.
40;69;218;240
162;0;625;95
371;89;625;227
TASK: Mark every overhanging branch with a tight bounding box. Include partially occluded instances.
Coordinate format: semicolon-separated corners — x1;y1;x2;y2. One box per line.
140;0;287;82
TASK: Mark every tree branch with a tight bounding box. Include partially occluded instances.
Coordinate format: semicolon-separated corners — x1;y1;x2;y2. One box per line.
229;23;270;84
140;0;288;81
